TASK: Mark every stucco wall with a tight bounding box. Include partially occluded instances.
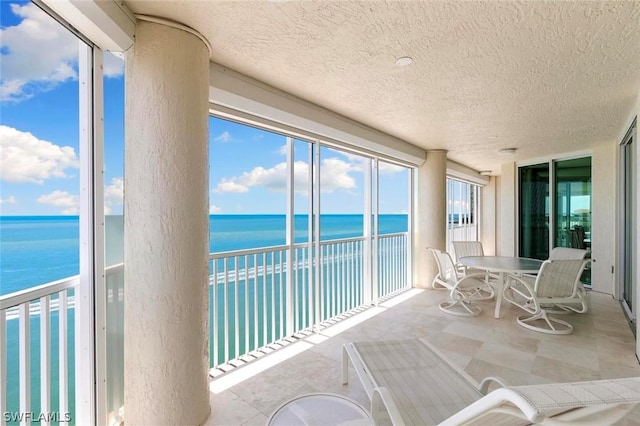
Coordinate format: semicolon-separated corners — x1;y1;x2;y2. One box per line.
414;150;447;288
481;177;497;255
498;162;517;256
591;144;617;294
124;21;211;425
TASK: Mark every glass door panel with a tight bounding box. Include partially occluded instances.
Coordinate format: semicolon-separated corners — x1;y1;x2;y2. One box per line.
621;122;636;318
519;163;549;260
554;157;592;284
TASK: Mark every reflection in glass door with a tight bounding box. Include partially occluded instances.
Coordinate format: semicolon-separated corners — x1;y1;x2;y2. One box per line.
554;157;592;284
519;163;550;260
519;157;592;269
620;120;636;320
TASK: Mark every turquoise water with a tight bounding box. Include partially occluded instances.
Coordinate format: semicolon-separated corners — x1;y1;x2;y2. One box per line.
1;214;408;295
1;214;407;423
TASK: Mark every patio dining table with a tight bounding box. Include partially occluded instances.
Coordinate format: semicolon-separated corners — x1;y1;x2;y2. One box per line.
458;256;544;319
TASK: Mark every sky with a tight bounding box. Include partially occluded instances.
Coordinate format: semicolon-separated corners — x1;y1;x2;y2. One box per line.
0;0;410;216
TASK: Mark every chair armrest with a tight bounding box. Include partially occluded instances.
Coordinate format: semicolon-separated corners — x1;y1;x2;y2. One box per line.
371;386;404;425
479;376;509;394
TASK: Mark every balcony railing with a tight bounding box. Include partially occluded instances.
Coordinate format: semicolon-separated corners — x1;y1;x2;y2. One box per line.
0;232;409;424
0;276;78;426
209;232;409;369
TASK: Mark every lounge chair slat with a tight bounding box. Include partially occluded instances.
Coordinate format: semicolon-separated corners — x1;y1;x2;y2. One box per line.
344;339;640;425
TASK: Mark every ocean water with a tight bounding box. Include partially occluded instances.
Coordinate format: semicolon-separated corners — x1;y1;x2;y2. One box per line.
1;214;408;295
1;214;408;423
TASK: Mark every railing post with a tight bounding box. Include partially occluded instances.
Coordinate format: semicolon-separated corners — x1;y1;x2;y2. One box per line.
19;303;30;426
313;142;321;330
285;137;295;336
0;310;6;426
363;159;373;305
40;297;51;426
372;160;380;304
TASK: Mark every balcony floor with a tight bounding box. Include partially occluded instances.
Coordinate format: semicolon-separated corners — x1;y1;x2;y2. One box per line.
205;288;640;425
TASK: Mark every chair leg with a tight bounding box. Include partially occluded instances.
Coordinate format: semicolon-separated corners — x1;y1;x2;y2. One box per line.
431;275;447;290
467;286;494;301
517;310;573;334
439;299;482;317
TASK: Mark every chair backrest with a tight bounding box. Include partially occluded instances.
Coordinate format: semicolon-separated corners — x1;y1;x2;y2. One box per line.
549;247;588;260
451;241;484;262
535;259;589;298
429;248;458;284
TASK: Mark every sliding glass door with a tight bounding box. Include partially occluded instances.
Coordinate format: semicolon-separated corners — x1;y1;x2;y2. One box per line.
519;157;592;270
518;163;550;260
554;157;592;284
620;120;636;320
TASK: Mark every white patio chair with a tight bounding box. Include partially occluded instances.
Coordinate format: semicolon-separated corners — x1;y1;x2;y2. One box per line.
503;259;590;334
451;240;483;274
546;247;590;313
343;339;640;426
428;247;494;317
549;247;588;260
451;241;498;284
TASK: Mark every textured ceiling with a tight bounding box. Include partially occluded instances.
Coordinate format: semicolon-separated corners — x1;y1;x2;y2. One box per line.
125;0;640;173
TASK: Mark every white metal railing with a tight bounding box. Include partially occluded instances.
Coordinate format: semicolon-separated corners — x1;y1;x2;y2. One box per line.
208;233;409;369
377;233;408;298
0;264;125;426
0;276;79;426
105;264;124;426
1;232;409;421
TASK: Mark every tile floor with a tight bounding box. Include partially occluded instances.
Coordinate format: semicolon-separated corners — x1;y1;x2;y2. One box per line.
204;288;640;425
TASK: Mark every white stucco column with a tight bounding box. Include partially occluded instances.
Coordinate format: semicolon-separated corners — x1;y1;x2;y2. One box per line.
414;150;447;288
124;20;210;425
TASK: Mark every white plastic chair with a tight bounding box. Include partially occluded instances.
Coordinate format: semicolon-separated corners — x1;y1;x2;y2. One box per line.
504;259;590;334
428;247;494;317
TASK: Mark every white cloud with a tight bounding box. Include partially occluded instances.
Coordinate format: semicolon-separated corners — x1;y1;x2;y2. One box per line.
0;3;122;102
105;177;123;204
214;158;356;195
210;205;222;214
0;196;17;204
214;131;232;142
103;52;124;77
0;125;79;184
378;162;405;174
332;149;406;175
37;190;79;214
104;177;123;214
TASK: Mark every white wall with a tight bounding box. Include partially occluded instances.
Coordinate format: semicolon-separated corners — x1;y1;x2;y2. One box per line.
591;143;618;294
498;162;517;256
481;176;497;255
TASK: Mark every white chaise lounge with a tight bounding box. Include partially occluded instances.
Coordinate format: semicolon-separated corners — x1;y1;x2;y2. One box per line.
342;339;640;425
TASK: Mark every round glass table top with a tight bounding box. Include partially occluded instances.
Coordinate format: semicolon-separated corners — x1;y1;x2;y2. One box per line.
458;256;543;274
268;393;373;426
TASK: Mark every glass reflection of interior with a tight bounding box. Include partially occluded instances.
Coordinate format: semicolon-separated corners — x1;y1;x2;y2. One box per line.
554;157;592;285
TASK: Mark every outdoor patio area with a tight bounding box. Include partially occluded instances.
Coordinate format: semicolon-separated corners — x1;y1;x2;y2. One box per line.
205;287;640;425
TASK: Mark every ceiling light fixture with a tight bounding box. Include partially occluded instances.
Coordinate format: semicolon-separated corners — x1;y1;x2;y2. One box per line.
498;148;517;156
395;56;413;67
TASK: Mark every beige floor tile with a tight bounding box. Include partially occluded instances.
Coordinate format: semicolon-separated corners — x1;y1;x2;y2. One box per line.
426;331;484;357
531;355;601;382
536;339;600;370
464;358;531;386
474;341;537;373
206;287;640;425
